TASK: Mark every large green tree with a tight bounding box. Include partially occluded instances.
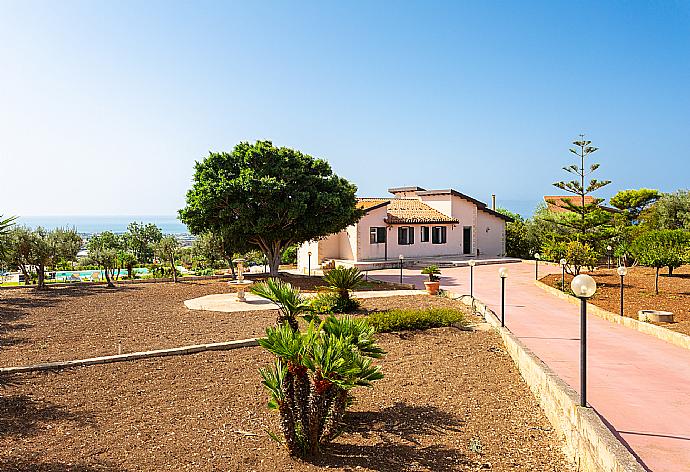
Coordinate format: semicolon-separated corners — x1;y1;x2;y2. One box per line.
610;188;661;224
179;141;363;276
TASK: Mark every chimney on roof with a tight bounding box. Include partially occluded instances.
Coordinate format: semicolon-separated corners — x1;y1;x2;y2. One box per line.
491;194;496;211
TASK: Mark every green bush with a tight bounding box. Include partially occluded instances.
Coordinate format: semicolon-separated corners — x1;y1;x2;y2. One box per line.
281;244;298;264
310;292;360;314
322;266;364;299
366;308;467;332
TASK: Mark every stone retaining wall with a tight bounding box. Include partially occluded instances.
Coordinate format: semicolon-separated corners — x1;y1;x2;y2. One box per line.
536;280;690;352
454;292;645;472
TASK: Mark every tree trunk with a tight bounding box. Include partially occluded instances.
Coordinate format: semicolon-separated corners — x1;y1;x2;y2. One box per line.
104;266;115;288
170;253;178;282
655;266;659;295
20;265;31;285
669;266;674;276
36;264;45;290
268;244;282;277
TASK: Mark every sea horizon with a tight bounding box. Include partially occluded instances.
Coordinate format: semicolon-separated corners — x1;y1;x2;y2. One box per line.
15;215;189;235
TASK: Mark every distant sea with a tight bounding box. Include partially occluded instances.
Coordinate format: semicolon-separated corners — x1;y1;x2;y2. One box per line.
16;215;189;235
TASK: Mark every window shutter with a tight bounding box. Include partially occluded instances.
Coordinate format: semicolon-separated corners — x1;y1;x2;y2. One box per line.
409;226;414;244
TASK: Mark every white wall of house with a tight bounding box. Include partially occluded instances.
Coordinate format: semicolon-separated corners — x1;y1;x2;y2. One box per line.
381;223;460;259
356;205;388;261
297;189;509;271
476;211;506;257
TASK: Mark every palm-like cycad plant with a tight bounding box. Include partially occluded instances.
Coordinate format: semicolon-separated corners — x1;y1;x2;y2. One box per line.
0;215;16;235
322;266;364;301
0;215;16;256
259;314;384;457
251;278;311;331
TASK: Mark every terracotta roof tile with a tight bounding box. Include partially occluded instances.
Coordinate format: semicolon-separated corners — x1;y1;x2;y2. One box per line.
357;198;390;211
384;199;458;224
544;195;594;213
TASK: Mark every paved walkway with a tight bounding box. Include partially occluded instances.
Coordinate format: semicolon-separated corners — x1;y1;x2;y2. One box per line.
372;262;690;472
185;290;427;313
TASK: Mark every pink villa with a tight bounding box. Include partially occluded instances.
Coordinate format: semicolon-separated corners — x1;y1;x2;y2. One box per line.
297;186;512;271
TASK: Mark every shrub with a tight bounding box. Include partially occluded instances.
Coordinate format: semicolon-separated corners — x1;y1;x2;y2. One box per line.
251;278;312;330
322;266;363;300
310;292;360;314
259;315;384;457
421;265;441;282
281;244;298;264
366;308;467;332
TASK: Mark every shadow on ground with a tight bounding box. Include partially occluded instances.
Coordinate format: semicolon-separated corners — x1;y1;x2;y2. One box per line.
0;392;95;438
0;458;123;472
308;402;480;471
0;285;139;350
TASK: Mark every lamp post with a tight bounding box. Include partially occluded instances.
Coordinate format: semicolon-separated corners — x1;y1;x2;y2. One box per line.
498;267;508;327
560;258;567;292
606;245;612;269
399;254;404;284
468;259;476;298
571;274;597;407
307;251;312;277
617;265;627;317
534;253;540;280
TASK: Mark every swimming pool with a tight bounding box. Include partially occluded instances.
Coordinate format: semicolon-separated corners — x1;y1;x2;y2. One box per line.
54;268;150;279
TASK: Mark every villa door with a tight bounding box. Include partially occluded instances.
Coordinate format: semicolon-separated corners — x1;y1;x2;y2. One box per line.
462;226;472;254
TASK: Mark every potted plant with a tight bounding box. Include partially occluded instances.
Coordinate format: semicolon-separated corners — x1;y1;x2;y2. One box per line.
421;265;441;295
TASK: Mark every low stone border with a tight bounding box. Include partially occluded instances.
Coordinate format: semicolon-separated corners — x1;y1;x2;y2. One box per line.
0;338;259;374
535;280;690;352
449;291;645;472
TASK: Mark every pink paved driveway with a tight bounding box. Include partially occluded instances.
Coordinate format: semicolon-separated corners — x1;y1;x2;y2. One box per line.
372;262;690;472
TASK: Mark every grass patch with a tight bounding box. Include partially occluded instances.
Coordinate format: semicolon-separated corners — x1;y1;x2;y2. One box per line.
366;307;467;332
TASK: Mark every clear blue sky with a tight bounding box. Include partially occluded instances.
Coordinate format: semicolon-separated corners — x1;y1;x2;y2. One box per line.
1;1;688;217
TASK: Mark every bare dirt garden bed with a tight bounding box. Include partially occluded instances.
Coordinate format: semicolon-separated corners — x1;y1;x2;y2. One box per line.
540;264;690;336
0;276;401;367
1;325;571;471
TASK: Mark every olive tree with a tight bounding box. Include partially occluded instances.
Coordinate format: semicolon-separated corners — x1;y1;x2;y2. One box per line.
124;222;162;263
179;141;363;276
155;235;180;282
88;232;122;287
630;230;690;294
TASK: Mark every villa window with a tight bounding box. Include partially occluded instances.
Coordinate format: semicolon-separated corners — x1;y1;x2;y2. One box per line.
432;226;447;244
398;226;414;245
420;226;430;242
370;227;386;244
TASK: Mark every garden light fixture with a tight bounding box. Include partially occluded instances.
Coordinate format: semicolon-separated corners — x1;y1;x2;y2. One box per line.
571;274;597;407
534;253;540;280
617;265;627;318
307;251;312;277
499;267;508;327
399;254;404;283
606;245;613;269
468;259;476;297
560;258;567;291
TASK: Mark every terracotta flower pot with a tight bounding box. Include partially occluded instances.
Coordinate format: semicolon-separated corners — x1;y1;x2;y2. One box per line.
424;281;440;295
